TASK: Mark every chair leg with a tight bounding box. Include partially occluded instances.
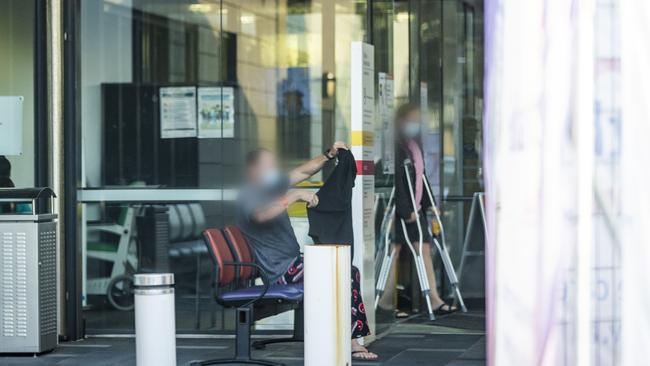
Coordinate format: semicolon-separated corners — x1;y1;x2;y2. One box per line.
234;307;253;360
194;253;202;330
253;306;304;350
192;306;285;366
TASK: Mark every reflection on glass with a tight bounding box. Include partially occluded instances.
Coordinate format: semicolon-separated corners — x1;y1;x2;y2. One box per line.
0;0;36;188
79;0;367;333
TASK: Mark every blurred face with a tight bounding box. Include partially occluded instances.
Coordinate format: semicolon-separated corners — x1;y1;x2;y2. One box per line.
398;109;422;140
247;150;279;184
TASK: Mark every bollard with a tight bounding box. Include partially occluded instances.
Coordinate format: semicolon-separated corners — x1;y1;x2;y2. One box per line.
304;245;351;366
134;273;176;366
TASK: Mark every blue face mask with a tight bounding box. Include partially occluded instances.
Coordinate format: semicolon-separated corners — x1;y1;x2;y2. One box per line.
401;122;421;139
260;168;289;193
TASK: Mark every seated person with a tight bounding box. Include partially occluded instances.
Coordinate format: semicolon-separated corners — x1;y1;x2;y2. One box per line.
0;157;31;214
236;144;379;361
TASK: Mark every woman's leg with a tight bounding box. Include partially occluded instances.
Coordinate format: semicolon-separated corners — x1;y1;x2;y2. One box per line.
420;242;456;311
351;266;370;338
350;265;378;360
419;242;443;307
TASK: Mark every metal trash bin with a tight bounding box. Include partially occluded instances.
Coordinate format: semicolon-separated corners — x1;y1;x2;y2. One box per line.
0;188;57;353
134;273;176;366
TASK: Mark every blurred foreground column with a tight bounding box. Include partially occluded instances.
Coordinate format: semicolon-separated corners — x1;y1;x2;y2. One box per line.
484;0;594;365
304;245;351;366
620;1;650;364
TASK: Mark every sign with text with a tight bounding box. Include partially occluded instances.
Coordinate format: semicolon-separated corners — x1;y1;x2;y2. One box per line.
378;73;395;174
159;87;197;139
350;41;376;339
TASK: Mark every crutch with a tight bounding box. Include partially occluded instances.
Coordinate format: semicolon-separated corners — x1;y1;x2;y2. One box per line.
400;159;435;320
422;174;468;313
374;188;396;309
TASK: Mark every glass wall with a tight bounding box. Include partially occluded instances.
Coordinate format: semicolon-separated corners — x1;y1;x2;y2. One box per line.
408;0;484;297
0;0;36;189
370;0;484;323
77;0;367;333
76;0;484;334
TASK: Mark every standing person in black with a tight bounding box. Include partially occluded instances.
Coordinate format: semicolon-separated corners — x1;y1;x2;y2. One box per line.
377;103;457;316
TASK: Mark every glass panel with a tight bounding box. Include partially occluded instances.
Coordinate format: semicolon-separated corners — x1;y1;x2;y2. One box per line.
403;0;484;296
372;0;484;324
0;0;35;190
439;1;484;270
79;0;367;333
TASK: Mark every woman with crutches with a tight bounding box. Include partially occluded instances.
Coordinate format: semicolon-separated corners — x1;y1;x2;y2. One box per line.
379;103;457;318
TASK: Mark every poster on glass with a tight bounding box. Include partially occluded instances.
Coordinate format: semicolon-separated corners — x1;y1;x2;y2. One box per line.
159;86;197;139
198;87;235;138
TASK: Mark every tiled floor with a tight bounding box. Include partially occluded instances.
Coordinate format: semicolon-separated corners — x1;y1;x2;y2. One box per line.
0;312;486;366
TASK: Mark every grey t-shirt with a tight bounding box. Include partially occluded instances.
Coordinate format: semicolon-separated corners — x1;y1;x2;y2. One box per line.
236;183;300;282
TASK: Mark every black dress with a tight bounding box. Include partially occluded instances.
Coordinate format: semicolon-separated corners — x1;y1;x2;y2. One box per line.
394;141;434;245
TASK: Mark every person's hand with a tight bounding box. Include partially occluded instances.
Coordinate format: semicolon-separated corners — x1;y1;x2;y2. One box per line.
327;141;348;158
300;191;319;208
406;212;417;223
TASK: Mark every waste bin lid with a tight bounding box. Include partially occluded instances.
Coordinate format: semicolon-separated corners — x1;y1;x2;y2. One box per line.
134;273;174;287
0;187;56;200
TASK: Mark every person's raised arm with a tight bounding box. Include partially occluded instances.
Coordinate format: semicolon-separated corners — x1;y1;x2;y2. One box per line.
289;141;348;185
251;190;319;223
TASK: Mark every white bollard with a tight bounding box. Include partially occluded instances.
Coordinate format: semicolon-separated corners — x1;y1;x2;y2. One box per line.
134;273;176;366
304;245;351;366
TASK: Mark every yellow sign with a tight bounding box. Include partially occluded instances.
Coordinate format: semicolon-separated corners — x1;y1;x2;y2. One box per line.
351;130;374;147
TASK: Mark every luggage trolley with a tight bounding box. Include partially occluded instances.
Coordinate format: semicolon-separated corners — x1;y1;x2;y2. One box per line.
374;159;467;319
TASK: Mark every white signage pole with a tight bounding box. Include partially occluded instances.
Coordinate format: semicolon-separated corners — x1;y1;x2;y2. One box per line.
350;41;376;340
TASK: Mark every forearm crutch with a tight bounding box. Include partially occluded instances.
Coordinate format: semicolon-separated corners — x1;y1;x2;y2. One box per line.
400;159;435;320
422;174;468;313
374;188;396;309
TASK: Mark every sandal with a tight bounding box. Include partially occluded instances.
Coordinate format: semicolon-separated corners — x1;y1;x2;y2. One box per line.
352;349;379;361
433;302;457;316
394;310;409;319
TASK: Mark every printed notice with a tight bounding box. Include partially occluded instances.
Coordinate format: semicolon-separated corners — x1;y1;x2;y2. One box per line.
197;87;235;138
160;87;197;139
378;73;395;174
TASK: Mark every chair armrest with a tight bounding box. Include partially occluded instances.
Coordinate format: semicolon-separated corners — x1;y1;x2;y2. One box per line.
222;261;270;308
87;223;125;235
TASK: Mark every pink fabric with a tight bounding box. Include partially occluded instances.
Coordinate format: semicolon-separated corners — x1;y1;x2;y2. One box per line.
407;140;424;211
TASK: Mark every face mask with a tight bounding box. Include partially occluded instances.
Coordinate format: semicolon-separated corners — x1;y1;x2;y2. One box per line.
260;168;289;193
401;122;421;139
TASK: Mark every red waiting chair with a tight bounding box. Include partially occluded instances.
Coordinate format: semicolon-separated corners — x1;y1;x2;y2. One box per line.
190;228;303;366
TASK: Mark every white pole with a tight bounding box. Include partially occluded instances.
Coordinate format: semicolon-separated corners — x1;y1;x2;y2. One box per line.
304;245;351;366
134;274;176;366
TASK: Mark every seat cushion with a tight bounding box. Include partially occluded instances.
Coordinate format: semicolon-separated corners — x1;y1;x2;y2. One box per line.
219;283;304;303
